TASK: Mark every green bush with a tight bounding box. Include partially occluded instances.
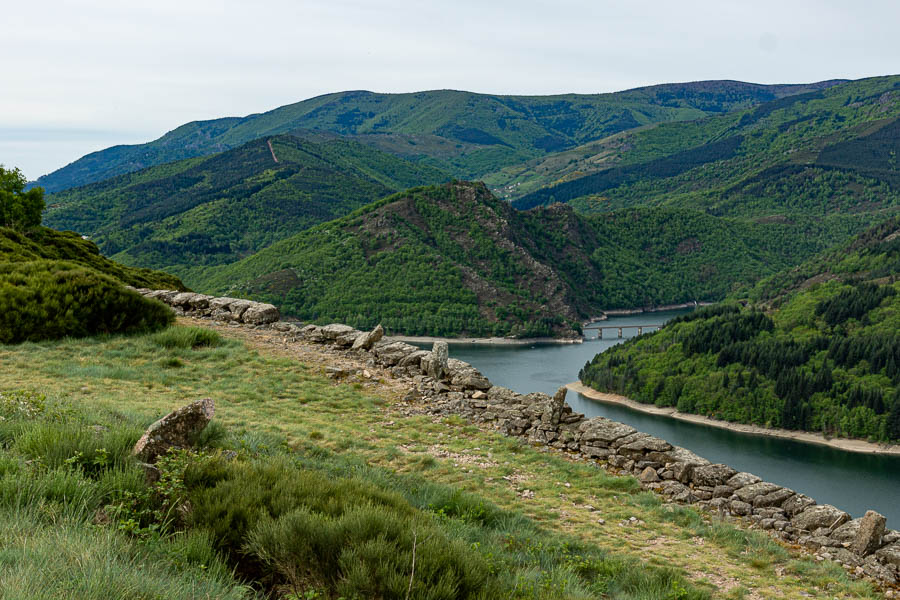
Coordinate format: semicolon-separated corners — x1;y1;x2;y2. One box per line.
0;260;173;344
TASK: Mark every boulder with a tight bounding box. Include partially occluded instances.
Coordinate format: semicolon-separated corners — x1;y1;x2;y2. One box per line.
373;341;419;366
782;494;816;517
577;417;636;447
731;500;753;516
487;386;522;404
242;303;280;324
272;321;301;333
671;462;695;484
450;366;491;390
648;445;709;466
726;472;761;488
209;297;241;311
791;504;850;532
639;466;660;483
321;323;356;340
334;330;364;347
172;292;200;307
423;341;449;380
398;350;430;368
618;434;672;457
351;324;384;351
851;510;886;557
876;542;900;568
692;463;737;487
753;488;795;509
832;518;863;543
188;294;213;310
132;398;215;463
734;481;782;504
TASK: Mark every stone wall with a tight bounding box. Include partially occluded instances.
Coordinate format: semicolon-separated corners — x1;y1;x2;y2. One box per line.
135;291;900;586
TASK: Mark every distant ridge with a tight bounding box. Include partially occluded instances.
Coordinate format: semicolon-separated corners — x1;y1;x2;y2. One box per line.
34;79;846;192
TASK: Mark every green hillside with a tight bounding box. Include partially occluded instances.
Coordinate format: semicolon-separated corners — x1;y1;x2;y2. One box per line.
192;181;857;338
43;135;448;275
511;75;900;224
579;216;900;442
34;81;843;192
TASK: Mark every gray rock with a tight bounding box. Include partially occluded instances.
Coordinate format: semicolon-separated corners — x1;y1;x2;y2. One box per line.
373;341;419;366
639;466;660;483
734;481;782;504
726;472;762;488
713;485;735;498
731;500;753;516
832;518;863;543
450;367;492;390
187;294;213;310
321;323;356;340
425;341;449;379
618;434;672;457
578;417;636;446
670;462;695;484
692;463;737;487
649;446;710;466
791;504;850;532
398;350;430;368
581;446;613;459
876;542;900;568
782;494;816;517
242;302;280;324
851;510;886;557
209;297;242;311
272;321;301;333
132;398;214;463
172;292;200;307
351;324;384;351
753;488;795;509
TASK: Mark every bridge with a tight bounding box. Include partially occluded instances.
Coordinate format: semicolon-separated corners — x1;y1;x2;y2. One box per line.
582;324;661;338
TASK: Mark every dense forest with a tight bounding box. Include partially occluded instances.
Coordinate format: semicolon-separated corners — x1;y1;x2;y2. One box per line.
580;217;900;442
192;182;858;338
34;80;843;192
44;136;448;274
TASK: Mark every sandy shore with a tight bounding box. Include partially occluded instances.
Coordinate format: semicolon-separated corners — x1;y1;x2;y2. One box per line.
567;382;900;456
387;335;583;346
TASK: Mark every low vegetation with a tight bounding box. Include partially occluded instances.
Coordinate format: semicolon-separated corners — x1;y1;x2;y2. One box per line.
0;322;879;599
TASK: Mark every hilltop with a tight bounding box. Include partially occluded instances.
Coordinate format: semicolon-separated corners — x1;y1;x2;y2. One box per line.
43;135;448;274
511;75;900;224
34;80;843;192
191;181;858;338
580;216;900;442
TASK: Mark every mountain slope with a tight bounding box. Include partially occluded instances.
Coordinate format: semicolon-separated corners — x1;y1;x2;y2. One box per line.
34;80;844;192
510;75;900;222
580;216;900;442
191;181;856;338
43;135;448;274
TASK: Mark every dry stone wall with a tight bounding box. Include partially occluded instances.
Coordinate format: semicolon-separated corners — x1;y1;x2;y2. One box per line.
133;292;900;585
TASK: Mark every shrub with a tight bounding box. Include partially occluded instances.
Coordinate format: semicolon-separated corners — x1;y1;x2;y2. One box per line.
0;260;174;344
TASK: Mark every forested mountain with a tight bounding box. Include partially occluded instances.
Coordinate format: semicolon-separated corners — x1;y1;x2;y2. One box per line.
580;217;900;442
190;181;857;338
33;80;843;192
43;135;447;274
510;75;900;224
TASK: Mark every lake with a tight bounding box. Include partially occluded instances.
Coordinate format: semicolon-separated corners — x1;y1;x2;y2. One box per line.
437;310;900;528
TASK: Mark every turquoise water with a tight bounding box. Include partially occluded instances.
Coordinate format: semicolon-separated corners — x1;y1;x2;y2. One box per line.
437;310;900;527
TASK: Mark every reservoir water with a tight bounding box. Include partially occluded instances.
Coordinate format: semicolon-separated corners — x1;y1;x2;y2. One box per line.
440;310;900;528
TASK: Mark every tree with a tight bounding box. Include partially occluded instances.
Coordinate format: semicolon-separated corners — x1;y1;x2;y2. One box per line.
0;166;44;230
889;391;900;441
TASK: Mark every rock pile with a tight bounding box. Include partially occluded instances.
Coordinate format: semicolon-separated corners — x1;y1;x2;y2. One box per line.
124;292;900;585
131;289;280;325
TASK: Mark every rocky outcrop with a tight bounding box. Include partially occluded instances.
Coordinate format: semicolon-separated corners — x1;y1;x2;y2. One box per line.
132;289;279;325
133;398;215;463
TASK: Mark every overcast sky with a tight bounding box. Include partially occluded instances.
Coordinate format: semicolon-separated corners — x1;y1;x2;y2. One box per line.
4;0;899;181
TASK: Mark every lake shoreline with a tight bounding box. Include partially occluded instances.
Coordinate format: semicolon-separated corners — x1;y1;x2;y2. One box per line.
388;335;583;346
567;382;900;456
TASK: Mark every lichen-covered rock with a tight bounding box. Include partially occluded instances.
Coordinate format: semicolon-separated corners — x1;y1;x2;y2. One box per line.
734;481;782;504
422;341;449;380
618;434;672;457
726;472;761;488
373;341;419;366
753;488;795;509
351;324;384;351
851;510;886;557
791;504;850;532
577;417;636;447
321;323;356;340
782;494;816;517
692;463;737;487
450;366;491;390
731;500;753;516
876;542;900;568
639;466;660;483
133;398;214;463
243;302;280;324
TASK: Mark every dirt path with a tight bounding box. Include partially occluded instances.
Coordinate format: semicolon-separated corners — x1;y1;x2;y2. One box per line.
267;139;279;163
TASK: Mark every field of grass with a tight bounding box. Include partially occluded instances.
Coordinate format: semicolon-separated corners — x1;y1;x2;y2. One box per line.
0;321;885;599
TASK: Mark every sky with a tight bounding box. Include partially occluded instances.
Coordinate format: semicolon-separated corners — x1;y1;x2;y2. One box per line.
3;0;899;181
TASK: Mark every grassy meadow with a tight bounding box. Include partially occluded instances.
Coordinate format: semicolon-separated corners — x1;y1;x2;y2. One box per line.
0;322;886;599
